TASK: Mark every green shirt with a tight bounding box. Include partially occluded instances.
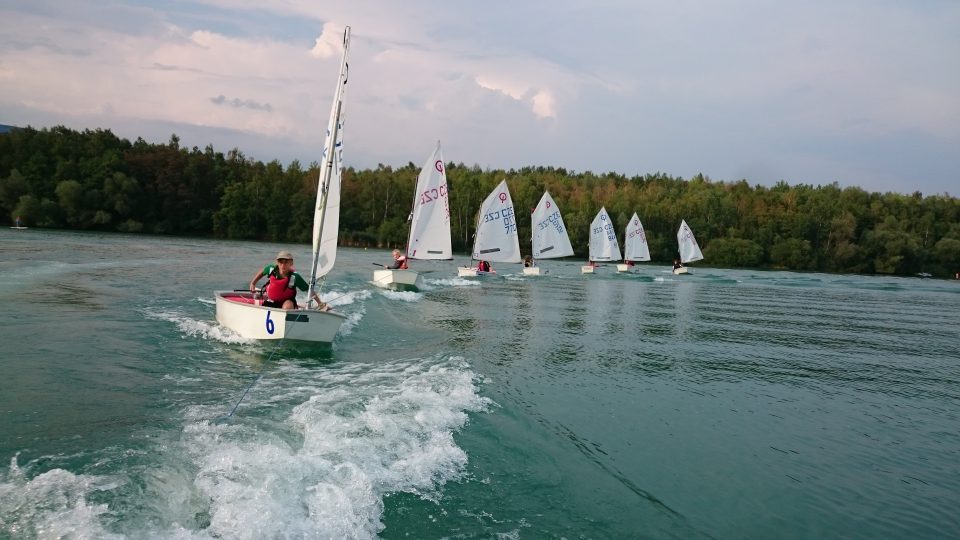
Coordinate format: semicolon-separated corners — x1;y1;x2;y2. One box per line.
262;265;309;291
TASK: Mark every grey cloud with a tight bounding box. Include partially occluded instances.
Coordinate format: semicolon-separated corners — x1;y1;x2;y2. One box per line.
210;95;272;112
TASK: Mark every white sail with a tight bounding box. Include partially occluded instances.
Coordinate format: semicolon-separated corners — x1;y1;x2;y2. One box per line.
677;219;704;263
530;191;574;259
589;207;621;262
623;212;651;262
308;27;350;300
406;141;452;260
472;180;521;263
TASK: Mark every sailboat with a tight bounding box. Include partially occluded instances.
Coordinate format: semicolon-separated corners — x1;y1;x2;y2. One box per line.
523;191;574;276
617;212;650;272
373;141;452;291
581;207;621;274
458;179;521;277
673;219;703;275
213;26;351;342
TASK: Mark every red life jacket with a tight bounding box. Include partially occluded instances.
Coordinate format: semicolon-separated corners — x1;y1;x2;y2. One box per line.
265;267;297;302
397;255;409;270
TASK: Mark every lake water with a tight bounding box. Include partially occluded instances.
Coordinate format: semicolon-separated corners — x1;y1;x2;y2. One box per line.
1;229;958;539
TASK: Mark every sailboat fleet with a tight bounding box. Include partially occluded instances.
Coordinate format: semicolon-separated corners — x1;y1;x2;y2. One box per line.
208;27;707;344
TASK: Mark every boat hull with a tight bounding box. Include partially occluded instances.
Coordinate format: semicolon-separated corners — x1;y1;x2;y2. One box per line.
372;269;422;291
673;267;690;275
581;266;595;274
214;291;347;342
522;267;542;276
616;264;636;273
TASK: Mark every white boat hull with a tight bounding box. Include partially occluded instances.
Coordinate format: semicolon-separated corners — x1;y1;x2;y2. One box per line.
616;264;636;273
372;269;422;291
522;267;542;276
458;267;478;277
673;267;690;275
581;265;595;274
215;291;347;342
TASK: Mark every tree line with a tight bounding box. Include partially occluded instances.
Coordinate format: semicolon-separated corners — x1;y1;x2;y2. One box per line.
2;125;959;277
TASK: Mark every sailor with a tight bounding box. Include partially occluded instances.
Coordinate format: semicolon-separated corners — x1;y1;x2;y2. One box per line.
385;249;409;269
250;251;326;310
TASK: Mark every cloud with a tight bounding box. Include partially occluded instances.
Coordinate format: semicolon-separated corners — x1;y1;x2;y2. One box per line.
210;95;273;112
0;0;957;194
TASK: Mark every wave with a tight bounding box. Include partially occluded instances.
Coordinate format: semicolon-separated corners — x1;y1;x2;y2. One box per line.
0;356;492;539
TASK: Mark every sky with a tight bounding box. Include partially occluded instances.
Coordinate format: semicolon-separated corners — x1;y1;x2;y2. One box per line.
1;0;958;196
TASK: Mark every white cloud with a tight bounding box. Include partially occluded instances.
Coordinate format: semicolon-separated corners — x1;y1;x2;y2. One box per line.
0;0;957;193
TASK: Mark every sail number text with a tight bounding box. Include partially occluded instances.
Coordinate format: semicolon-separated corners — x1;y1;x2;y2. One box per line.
628;228;647;243
593;222;616;241
536;210;565;234
419;185;448;205
483;206;517;234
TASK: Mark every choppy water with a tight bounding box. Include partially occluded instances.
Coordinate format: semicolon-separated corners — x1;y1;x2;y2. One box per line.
1;229;958;539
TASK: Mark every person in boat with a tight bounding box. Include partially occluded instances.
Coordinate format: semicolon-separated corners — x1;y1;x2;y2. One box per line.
385;249;409;270
672;258;683;270
477;260;492;272
587;260;598;268
523;255;534;268
625;260;635;267
249;251;327;310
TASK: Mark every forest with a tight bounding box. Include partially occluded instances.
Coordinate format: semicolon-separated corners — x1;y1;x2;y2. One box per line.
2;125;959;277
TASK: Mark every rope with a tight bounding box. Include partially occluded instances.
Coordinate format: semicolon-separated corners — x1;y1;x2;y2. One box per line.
218;335;287;421
217;268;403;422
217;285;310;422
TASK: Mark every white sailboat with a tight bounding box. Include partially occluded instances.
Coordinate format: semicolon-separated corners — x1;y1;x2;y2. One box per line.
617;212;650;273
673;219;703;275
581;207;621;274
214;26;351;342
458;180;521;277
523;191;574;276
373;141;452;290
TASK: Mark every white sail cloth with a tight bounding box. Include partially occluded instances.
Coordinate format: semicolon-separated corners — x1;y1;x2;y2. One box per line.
472;180;521;263
677;219;704;263
406;141;452;260
588;207;621;262
530;191;574;259
623;212;651;262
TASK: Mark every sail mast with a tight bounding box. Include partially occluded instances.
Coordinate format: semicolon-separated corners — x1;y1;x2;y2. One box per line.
307;26;351;307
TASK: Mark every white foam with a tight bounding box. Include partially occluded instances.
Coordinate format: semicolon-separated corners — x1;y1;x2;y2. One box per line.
0;455;123;539
322;288;371;308
424;277;481;288
378;290;422;302
143;308;255;345
174;356;490;538
1;358;491;538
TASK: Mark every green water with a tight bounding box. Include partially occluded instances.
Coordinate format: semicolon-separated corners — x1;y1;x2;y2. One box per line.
1;229;958;538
